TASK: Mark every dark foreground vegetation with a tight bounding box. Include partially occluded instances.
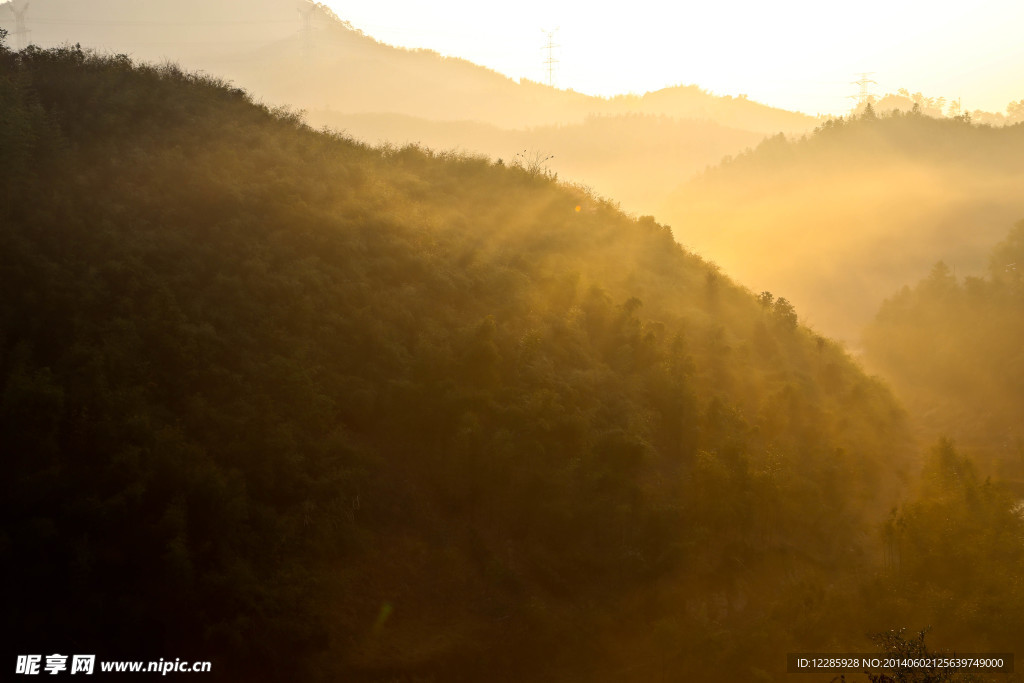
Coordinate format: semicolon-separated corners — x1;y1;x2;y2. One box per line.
1;36;1022;681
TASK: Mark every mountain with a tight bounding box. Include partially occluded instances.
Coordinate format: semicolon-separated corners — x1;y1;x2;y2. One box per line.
0;0;815;131
0;0;816;216
316;111;767;211
0;41;924;681
864;221;1024;477
661;110;1024;344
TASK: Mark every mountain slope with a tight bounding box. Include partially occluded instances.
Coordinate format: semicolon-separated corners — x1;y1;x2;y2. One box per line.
1;42;914;681
1;0;818;218
0;0;815;132
315;111;767;211
662;111;1024;343
864;221;1024;476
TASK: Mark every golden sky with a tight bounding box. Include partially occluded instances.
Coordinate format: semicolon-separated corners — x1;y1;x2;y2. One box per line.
327;0;1024;115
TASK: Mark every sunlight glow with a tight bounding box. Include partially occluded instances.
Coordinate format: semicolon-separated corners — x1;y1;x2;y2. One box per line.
326;0;1024;115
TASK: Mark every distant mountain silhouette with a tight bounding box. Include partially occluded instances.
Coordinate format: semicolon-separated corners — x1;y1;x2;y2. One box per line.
317;111;767;211
1;0;821;217
1;0;815;132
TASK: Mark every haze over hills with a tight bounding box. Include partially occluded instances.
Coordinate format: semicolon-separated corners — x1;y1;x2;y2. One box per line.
662;111;1024;344
10;39;1011;682
324;111;767;211
6;7;1024;676
0;0;816;212
864;221;1024;478
0;0;814;129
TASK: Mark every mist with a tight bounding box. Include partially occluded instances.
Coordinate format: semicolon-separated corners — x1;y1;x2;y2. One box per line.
4;2;1024;682
663;112;1024;344
0;0;814;216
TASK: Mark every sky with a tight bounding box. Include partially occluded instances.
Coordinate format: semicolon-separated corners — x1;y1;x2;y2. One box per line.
326;0;1024;116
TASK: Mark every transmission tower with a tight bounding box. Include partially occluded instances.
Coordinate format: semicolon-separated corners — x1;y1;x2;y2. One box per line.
541;28;559;87
848;72;878;104
297;3;315;58
8;0;31;51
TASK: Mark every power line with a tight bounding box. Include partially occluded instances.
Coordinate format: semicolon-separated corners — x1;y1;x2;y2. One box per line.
297;4;316;56
6;0;31;51
541;28;559;87
848;72;877;104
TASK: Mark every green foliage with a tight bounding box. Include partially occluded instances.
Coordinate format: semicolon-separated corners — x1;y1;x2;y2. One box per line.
868;441;1024;662
864;221;1024;473
858;226;1024;680
0;47;917;681
862;629;962;683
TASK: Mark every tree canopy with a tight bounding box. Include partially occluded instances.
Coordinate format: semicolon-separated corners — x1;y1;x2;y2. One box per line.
4;40;1015;681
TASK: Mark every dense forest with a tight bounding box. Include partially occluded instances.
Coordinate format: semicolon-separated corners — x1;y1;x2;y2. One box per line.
662;109;1024;343
2;37;1023;681
865;221;1024;479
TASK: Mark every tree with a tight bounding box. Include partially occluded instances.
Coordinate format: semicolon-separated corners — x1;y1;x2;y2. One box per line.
772;297;798;328
862;629;962;683
1007;99;1024;124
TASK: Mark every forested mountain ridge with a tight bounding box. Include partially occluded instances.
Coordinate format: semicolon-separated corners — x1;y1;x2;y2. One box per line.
0;0;815;132
865;220;1024;477
319;111;767;212
662;110;1024;344
0;40;961;682
0;0;817;217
